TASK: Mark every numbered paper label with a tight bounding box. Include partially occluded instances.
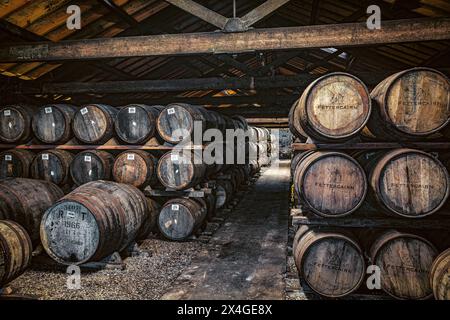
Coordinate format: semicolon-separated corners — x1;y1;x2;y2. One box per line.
171;204;179;211
45;107;52;114
127;154;135;161
5;155;12;161
128;107;136;114
3;110;11;116
81;108;88;115
167;108;175;115
42;154;49;160
84;155;92;162
171;154;179;161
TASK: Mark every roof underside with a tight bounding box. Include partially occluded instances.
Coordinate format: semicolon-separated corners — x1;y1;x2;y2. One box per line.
0;0;449;118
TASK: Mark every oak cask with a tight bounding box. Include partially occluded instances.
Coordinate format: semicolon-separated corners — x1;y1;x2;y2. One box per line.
73;104;118;144
112;150;158;189
31;150;74;186
32;104;77;144
0;149;35;179
293;226;365;298
0;178;63;244
430;248;450;300
0;105;35;144
0;220;32;287
70;150;114;186
40;181;148;265
289;72;371;142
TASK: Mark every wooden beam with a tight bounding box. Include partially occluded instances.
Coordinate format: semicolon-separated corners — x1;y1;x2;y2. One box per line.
98;0;139;27
165;0;228;29
1;18;449;62
309;0;321;25
16;72;392;95
241;0;291;27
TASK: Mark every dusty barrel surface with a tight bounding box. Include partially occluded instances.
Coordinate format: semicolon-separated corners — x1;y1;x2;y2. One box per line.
0;178;63;244
0;149;35;179
73;104;118;144
370;230;438;299
70;150;114;186
113;150;158;189
157;103;214;144
31;150;74;186
430;248;450;300
215;179;234;209
363;67;450;140
157;151;206;190
0;105;35;144
32;104;77;144
40;181;149;265
289;72;371;142
293;151;367;217
137;197;161;240
115;104;163;144
0;220;32;287
158;198;207;241
293;226;366;298
357;149;449;218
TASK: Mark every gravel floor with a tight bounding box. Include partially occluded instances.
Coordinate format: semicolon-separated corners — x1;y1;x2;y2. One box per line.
9;238;206;300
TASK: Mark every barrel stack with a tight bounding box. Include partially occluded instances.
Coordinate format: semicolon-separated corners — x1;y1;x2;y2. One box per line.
289;68;450;300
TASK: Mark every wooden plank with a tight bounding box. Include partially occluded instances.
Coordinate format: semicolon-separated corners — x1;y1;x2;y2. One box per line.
1;18;449;62
241;0;291;27
292;142;450;150
165;0;228;29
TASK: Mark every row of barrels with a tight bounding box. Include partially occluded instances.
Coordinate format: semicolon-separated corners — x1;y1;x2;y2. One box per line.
0;102;261;146
289;67;450;142
293;226;450;300
291;148;450;218
0;148;257;191
0;171;253;288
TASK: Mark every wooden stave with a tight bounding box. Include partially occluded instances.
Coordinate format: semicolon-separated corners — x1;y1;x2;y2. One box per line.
0;220;32;287
156;150;207;191
293;225;366;298
30;150;74;186
114;104;163;144
70;150;114;186
31;104;77;144
73;104;118;144
136;197;161;240
293;151;367;217
430;248;450;300
370;230;438;300
40;180;149;265
157;197;207;241
0;178;63;245
291;72;371;142
0;149;35;179
112;150;158;189
359;149;450;218
364;67;450;140
0;104;35;144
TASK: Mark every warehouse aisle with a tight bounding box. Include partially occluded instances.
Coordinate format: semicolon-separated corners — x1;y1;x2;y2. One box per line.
162;161;290;300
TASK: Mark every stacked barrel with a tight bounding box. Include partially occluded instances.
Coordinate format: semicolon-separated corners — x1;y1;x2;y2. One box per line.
289;68;450;300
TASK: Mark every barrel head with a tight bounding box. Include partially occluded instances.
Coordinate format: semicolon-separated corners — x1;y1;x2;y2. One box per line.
31;152;64;185
0;151;26;179
32;106;66;144
158;203;195;241
115;106;155;144
157;105;193;144
70;151;107;186
73;105;108;144
157;152;195;190
41;201;100;265
0;107;26;143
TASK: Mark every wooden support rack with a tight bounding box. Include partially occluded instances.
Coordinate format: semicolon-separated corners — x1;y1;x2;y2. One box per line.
291;208;450;230
292;142;450;151
144;187;213;198
0;144;203;151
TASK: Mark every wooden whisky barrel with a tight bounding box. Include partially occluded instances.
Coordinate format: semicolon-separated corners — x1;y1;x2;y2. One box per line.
0;149;35;179
157;151;207;190
73;104;118;144
31;150;74;186
0;220;32;287
115;104;163;144
289;72;371;142
363;67;450;140
293;151;367;217
32;104;77;144
70;150;114;186
215;179;234;209
0;178;63;244
112;150;158;189
430;248;450;300
293;226;365;298
156;103;214;144
158;198;207;241
358;149;449;218
40;180;148;265
370;230;438;299
0;105;35;144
